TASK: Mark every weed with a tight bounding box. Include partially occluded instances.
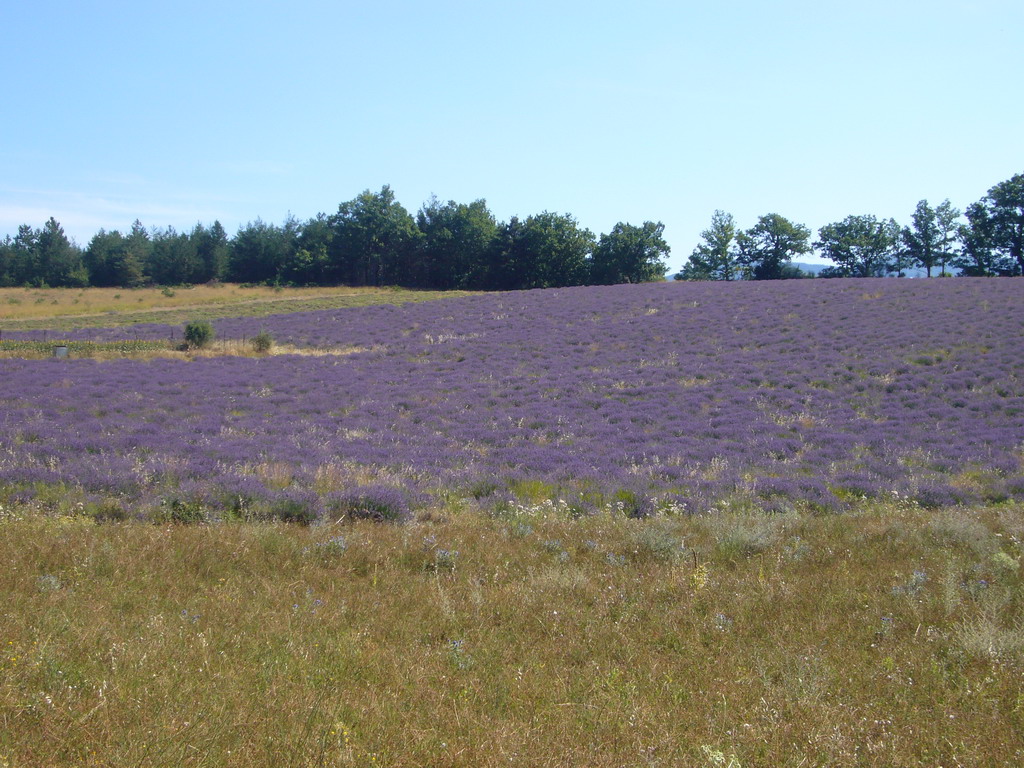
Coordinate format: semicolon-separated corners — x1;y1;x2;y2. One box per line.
891;568;928;596
700;745;742;767
629;521;686;563
955;613;1024;661
690;562;710;590
927;509;997;555
426;547;458;573
309;535;348;558
708;514;783;560
990;550;1019;576
447;639;474;670
36;574;61;592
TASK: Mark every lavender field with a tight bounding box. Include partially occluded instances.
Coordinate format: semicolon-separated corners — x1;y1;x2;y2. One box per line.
2;279;1023;521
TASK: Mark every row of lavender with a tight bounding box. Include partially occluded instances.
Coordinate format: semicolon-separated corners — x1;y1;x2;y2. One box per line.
2;279;1022;519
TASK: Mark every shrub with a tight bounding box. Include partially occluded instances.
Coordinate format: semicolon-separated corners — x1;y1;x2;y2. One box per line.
87;498;131;523
264;489;323;525
612;488;655;518
252;330;274;354
326;485;411;523
215;475;271;520
911;480;974;509
183;320;214;349
991;551;1020;577
158;497;208;524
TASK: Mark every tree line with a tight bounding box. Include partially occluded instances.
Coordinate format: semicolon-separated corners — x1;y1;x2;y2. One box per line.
0;187;670;290
4;172;1020;290
679;172;1024;280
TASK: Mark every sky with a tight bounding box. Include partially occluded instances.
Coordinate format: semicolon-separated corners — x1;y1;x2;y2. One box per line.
1;0;1021;274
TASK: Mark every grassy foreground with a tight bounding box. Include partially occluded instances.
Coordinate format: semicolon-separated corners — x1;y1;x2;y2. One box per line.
0;285;472;331
1;502;1023;767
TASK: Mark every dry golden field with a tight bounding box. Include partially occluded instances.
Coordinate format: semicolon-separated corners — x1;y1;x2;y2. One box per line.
1;501;1023;767
0;284;472;331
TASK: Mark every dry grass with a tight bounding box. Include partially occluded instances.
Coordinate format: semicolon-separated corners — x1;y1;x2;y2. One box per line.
0;284;377;320
1;500;1022;767
0;285;473;331
0;338;368;361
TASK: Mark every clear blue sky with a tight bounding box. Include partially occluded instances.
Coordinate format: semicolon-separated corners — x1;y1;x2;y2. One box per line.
2;0;1021;273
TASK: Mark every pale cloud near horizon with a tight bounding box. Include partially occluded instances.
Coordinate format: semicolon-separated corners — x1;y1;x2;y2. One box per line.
0;185;242;244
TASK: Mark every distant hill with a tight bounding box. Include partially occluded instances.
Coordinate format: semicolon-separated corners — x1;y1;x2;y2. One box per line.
668;263;941;280
793;262;936;278
792;262;830;275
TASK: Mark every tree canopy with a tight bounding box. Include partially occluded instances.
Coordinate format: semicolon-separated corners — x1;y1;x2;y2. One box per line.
590;221;670;285
677;210;738;281
416;197;498;290
4;172;1023;288
1;186;674;291
815;215;899;278
674;171;1022;280
984;173;1024;275
736;214;811;280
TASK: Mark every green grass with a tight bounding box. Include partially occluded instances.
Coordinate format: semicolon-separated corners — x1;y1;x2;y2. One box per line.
1;500;1023;766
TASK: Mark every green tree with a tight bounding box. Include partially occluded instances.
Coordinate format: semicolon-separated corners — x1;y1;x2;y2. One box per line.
192;221;230;282
82;229;108;285
282;244;330;285
0;234;15;286
85;229;121;286
34;218;87;287
276;213;333;285
229;217;298;284
527;211;594;288
512;212;594;289
736;214;811;280
901;200;954;277
482;216;526;290
590;221;670;285
416;197;498;289
678;210;739;280
934;199;961;276
983;172;1024;275
148;226;200;285
7;225;39;285
84;228;147;287
954;201;1016;276
123;220;153;285
482;213;594;290
329;186;419;286
815;215;900;277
